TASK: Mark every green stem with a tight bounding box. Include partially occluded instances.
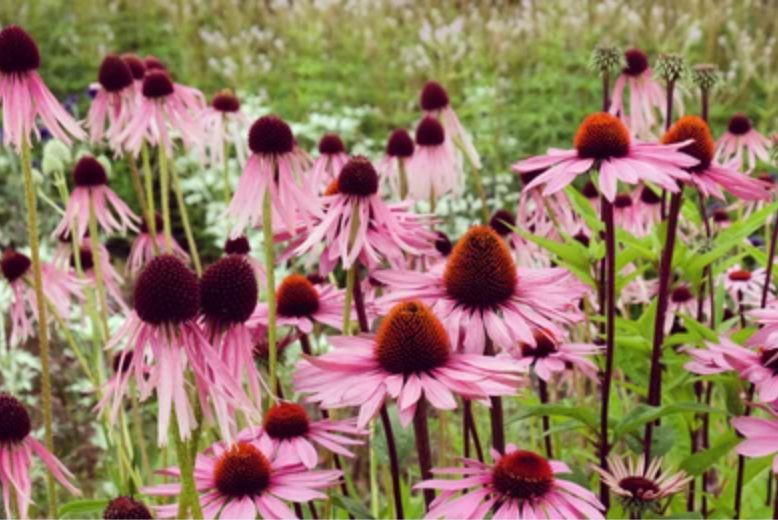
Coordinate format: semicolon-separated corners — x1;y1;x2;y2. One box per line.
171;160;203;275
454;136;489;223
46;298;96;386
263;186;278;394
398;158;408;200
126;153;150;227
130;390;151;478
141;143;157;240
20;138;58;517
222;138;231;203
171;419;203;520
369;420;379;518
341;204;362;334
158;145;173;252
88;198;111;340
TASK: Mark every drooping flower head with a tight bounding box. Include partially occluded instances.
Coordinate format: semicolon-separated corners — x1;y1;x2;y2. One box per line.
295;156;436;275
103;496;153;519
228;115;319;235
53;155;139;240
71;245;129;313
716;113;772;170
295;300;525;427
201;89;250;169
406;115;463;202
87;54;136;143
310;133;350;192
723;265;768;307
379;128;415;198
508;330;600;381
662;115;770;200
127;212;189;277
514;112;697;201
375;226;586;353
416;444;605;519
420;80;481;169
0;25;85;150
142;438;341;519
121;53;146;83
0;393;80;519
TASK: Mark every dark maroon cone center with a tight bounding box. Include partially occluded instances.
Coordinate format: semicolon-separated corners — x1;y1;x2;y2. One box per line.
420;80;450;111
415;116;445;147
212;91;240;112
727;113;752;135
489;210;515;237
520;333;557;359
112;351;134;374
0;393;32;443
144;55;166;72
200;256;258;326
337;156;379;196
103;496;153;519
712;208;730;223
248;115;294;155
434;231;453;256
71;247;95;271
141;70;174;98
386;129;415;158
0;25;40;74
1;250;31;283
520;169;543;186
640;186;661;205
98;54;133;92
121;53;146;80
613;194;633;209
618;476;660;498
73;156;108;187
582;181;599;199
318;133;346;155
140;213;164;235
760;349;778;375
623;48;649;76
671;286;693;303
224;236;251;255
134;255;200;325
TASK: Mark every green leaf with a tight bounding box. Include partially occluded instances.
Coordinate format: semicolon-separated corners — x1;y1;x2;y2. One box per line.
332;495;375;520
613;402;724;439
512;403;598;431
58;499;109;519
679;432;739;476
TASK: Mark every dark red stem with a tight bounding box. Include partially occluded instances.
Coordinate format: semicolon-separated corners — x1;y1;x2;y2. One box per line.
413;397;435;510
599;198;616;509
484;338;505;454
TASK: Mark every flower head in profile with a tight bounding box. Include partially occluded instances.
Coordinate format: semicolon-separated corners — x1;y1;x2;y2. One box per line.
507;330;600;381
310;133;350;193
716;113;772;170
127;212;189;277
87;54;136;143
594;455;691;518
374;226;586;354
513;112;697;201
228;115;320;235
0;25;85;150
0;393;81;519
663;115;770;201
142;439;341;519
295;156;436;275
420;80;481;169
71;245;129;313
294;300;525;427
406;116;463;201
201;89;250;169
379;128;415;198
1;248;81;346
53;155;139;240
415;444;604;519
241;400;366;469
722;265;768;307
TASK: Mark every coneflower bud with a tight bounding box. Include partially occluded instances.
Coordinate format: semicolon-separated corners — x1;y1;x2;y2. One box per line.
98;54;134;93
318;133;346;155
590;46;622;74
1;249;31;283
141;70;174;99
415;116;445;147
655;53;686;83
200;256;258;327
385;129;414;158
103;496;152;519
211;89;240;113
73;156;108;187
224;235;251;255
121;53;146;80
337;156;379;196
248;115;294;156
0;25;40;74
692;64;719;91
420;80;450;111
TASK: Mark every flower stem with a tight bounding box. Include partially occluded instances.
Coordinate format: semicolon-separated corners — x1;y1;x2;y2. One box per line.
20;138;58;517
170;159;202;275
158;144;173;253
762;212;778;307
380;405;405;519
599;197;616;509
88;198;111;340
484;338;505;454
222;138;231;203
126;152;152;234
398;158;409;200
262;186;278;396
341;203;362;333
172;419;203;520
537;378;553;458
413;397;435;510
141;143;158;243
454;136;489;223
464;400;484;462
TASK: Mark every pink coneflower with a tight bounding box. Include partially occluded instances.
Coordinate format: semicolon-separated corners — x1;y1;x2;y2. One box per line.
52;156;139;240
668;284;697;317
712;207;732;229
201;89;249;169
683;339;734;376
507;330;600;381
723;266;768;306
633;185;662;236
420;80;481;169
379;128;415;198
101;255;251;445
374;226;586;353
0;393;80;519
250;274;347;333
241;401;366;469
87;54;136;143
310;133;350;192
732;405;778;473
594;455;691;517
1;249;81;346
112;69;202;156
127;212;189;277
609;48;674;138
294;300;525;427
72;245;129;313
228;115;319;235
142;439;341;519
700;336;778;403
612;192;640;234
716;113;772;170
406;116;463;201
295;156;436;275
662;115;770;201
415;444;604;519
0;25;84;150
200;255;264;408
121;53;146;84
514;113;696;201
103;496;153;520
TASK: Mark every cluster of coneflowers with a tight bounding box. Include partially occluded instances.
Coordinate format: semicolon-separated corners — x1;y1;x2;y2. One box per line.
2;21;778;520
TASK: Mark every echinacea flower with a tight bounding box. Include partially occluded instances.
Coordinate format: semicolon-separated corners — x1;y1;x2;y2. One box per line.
113;69;202;156
633;185;663;236
142;439;341;519
121;53;146;89
1;249;81;346
53;155;139;240
594;455;691;518
374;226;586;354
513;112;697;202
662;115;770;201
406;116;463;202
294;300;525;427
127;212;189;277
612;192;640;235
310;133;350;193
668;284;697;318
241;401;366;469
100;255;252;445
201;89;249;169
228;115;319;235
295;156;436;275
379;128;415;198
723;266;768;307
415;444;604;519
507;330;600;381
0;393;80;519
695;336;778;403
716;113;772;170
103;496;153;520
250;273;347;333
732;404;778;473
0;25;85;150
72;245;129;313
87;54;136;143
420;80;481;169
